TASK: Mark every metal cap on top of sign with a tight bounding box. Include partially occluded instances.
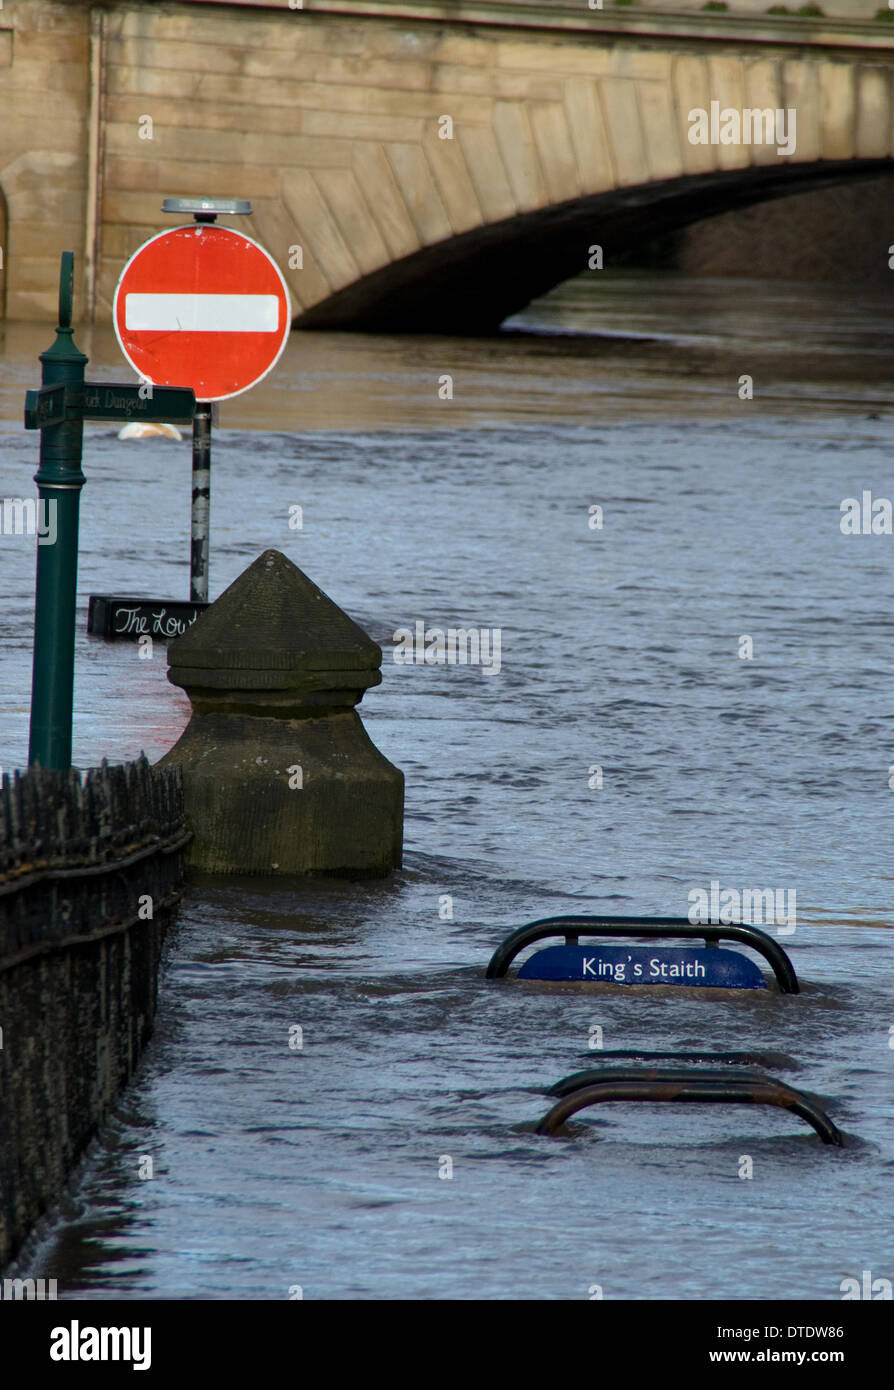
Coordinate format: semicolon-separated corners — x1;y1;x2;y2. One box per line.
112;218;291;402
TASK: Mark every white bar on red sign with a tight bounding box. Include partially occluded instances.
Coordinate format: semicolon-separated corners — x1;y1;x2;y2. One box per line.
124;293;280;333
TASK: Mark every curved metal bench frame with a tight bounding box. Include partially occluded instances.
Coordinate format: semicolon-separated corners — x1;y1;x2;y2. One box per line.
548;1066;771;1097
485;915;799;993
536;1074;843;1145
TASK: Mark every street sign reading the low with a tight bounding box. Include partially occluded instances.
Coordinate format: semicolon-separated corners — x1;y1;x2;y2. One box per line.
87;595;209;642
112;225;292;402
24;383;196;431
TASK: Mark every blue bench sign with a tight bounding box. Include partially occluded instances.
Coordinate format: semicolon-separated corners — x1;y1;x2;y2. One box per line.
517;944;767;989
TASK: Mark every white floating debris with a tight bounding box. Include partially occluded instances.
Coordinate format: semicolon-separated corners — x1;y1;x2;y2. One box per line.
117;422;183;441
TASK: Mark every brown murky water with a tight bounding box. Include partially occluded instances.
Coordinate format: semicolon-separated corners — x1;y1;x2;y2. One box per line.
2;270;891;434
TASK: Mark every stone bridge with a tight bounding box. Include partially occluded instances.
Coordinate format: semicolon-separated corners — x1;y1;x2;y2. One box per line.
3;0;894;330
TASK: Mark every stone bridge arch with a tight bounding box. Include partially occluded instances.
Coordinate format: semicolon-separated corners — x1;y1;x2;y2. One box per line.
282;156;894;333
8;2;893;329
230;34;894;333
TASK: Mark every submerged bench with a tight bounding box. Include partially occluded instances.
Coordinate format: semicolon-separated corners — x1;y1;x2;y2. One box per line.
486;915;799;993
536;1062;844;1146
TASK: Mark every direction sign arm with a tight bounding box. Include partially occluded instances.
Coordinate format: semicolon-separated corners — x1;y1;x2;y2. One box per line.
25;383;196;428
77;384;197;424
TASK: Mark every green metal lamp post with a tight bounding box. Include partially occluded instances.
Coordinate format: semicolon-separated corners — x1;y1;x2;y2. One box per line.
25;253;196;771
27;252;87;770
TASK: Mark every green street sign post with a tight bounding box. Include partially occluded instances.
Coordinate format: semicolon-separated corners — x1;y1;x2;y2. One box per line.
24;252;196;771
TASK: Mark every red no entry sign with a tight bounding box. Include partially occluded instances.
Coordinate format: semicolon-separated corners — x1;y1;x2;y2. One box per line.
113;225;291;402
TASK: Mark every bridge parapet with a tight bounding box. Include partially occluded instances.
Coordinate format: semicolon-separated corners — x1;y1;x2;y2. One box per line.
182;0;894;32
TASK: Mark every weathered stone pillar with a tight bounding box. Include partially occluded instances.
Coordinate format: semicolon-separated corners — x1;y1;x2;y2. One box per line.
157;550;403;876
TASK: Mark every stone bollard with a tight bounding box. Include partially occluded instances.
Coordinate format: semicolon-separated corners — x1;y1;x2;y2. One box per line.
157;549;403;876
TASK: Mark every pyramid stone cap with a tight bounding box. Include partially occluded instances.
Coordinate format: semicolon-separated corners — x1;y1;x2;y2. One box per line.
167;550;382;695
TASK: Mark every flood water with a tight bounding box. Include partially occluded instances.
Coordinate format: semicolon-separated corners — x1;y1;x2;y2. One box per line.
2;270;893;1299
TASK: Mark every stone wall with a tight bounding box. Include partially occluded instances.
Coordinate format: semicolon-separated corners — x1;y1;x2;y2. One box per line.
677;170;894;281
0;1;91;320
